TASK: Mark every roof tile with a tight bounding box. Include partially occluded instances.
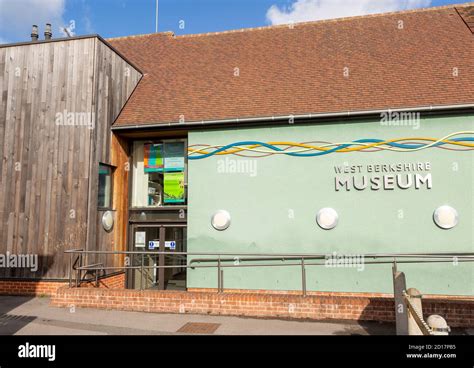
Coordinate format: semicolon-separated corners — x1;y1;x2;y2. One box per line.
108;4;474;126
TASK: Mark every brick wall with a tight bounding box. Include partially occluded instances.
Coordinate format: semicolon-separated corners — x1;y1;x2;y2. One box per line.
50;287;474;327
78;273;126;290
0;280;68;296
0;273;125;296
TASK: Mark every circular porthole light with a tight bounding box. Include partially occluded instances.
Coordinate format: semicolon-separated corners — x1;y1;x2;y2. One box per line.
316;208;338;230
102;211;114;232
433;205;458;230
211;210;231;231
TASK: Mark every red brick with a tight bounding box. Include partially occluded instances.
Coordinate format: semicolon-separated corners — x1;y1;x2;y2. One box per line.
48;286;474;328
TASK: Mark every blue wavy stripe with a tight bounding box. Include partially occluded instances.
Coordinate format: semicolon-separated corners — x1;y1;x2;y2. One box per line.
188;138;474;160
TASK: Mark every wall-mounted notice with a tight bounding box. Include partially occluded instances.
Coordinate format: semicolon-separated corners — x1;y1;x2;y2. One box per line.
165;241;176;250
148;240;159;250
164;171;185;203
164;142;185;171
135;231;146;248
144;143;164;172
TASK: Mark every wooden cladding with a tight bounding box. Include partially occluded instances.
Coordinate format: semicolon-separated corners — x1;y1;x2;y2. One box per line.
0;37;141;279
86;39;141;271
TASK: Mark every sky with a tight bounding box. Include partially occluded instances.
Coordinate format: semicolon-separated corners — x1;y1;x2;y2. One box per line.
0;0;470;44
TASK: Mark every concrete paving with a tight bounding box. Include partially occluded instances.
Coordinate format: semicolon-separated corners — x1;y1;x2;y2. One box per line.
0;295;397;335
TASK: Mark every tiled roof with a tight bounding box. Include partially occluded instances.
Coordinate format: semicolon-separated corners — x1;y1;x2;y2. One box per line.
108;4;474;127
457;4;474;33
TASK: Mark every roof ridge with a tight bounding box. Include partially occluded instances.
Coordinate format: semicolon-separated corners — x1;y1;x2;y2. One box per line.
107;31;175;41
176;3;471;39
108;2;472;42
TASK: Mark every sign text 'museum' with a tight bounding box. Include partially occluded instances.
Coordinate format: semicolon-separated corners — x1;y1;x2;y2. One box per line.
334;162;432;191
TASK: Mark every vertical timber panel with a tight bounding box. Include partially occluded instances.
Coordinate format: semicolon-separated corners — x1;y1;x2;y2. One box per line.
0;37;140;279
90;40;141;273
0;39;95;279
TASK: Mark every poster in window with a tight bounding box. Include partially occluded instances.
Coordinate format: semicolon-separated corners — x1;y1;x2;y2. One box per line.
164;171;185;204
135;231;146;248
144;143;164;172
164;142;185;172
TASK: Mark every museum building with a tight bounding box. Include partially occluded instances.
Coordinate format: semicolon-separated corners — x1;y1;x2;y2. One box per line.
0;4;473;324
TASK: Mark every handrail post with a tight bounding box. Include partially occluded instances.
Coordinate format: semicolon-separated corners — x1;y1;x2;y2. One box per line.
221;268;224;293
75;253;82;288
301;257;306;297
68;252;72;288
80;252;83;285
140;253;144;290
217;256;222;293
103;252;107;278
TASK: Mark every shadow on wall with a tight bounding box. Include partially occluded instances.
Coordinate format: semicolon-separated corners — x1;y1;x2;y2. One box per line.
0;255;59;335
0;254;64;300
0;255;56;280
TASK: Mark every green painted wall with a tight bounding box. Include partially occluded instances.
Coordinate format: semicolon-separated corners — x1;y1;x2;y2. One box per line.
187;114;474;295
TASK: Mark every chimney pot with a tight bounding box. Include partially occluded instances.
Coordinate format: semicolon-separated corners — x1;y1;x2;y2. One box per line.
31;25;39;42
44;23;52;40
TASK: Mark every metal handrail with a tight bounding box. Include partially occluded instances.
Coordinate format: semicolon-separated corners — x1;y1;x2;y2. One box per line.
65;249;474;256
65;249;474;294
81;263;103;270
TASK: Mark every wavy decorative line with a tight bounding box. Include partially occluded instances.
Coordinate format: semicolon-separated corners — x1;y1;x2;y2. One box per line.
187;131;474;159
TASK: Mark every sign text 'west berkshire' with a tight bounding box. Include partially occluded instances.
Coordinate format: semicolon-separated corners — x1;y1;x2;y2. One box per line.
334;162;432;191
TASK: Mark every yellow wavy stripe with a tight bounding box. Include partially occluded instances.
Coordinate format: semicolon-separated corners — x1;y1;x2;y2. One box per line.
188;136;474;155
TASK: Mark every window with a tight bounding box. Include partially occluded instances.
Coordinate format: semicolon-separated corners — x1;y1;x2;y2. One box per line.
98;164;113;208
132;140;187;208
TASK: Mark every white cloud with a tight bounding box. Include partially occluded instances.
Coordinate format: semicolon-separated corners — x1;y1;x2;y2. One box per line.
0;0;66;41
266;0;432;25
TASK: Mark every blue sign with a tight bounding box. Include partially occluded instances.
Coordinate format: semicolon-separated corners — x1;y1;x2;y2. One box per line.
148;241;159;250
165;241;176;250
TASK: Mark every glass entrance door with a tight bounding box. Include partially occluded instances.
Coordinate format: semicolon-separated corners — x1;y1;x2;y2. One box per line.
163;227;187;290
129;224;187;290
